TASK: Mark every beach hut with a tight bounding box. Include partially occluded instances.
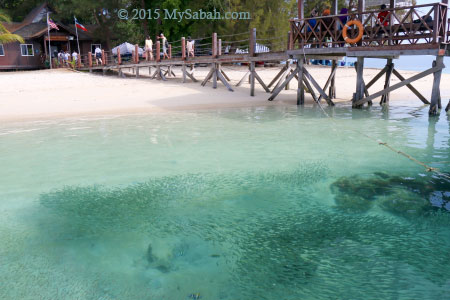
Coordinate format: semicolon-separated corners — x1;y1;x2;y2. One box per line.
235;43;270;54
0;3;104;70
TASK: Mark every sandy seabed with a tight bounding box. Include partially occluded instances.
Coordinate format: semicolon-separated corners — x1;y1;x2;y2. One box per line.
1;65;449;122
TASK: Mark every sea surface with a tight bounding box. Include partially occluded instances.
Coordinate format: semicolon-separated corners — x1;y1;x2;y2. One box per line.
0;103;449;300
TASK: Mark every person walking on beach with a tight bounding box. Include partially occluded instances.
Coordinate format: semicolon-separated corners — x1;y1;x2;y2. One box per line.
145;36;153;60
158;33;169;59
94;46;102;65
72;51;78;64
57;50;64;65
187;36;195;57
65;51;71;67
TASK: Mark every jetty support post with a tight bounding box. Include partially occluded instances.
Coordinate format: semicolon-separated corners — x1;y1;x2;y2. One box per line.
135;44;139;63
329;60;337;99
88;51;92;70
430;55;444;115
212;32;217;58
298;0;304;19
182;37;186;83
212;33;218;88
353;56;365;108
201;33;218;87
297;58;305;105
101;50;105;66
288;31;293;51
150;41;165;81
156;41;161;62
380;59;394;105
249;28;256;96
117;48;121;65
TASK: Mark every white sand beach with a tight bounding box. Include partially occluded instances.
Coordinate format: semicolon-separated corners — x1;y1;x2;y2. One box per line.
1;65;449;122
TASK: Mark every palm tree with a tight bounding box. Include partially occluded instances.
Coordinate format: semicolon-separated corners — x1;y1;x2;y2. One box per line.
0;12;24;44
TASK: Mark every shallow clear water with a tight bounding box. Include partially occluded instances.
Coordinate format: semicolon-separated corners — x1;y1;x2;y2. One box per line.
1;104;449;300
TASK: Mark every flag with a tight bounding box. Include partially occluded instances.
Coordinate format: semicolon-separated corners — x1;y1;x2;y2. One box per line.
47;18;59;30
74;17;87;32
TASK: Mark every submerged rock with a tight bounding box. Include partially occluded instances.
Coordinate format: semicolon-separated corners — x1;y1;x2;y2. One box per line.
379;189;430;218
334;194;373;213
330;172;450;217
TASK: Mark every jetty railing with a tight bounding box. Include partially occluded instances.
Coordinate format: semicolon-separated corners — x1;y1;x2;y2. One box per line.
290;3;448;48
447;18;450;42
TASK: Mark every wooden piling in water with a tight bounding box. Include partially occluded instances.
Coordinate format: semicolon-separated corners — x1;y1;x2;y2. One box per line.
297;59;305;105
380;59;394;105
354;57;365;108
329;60;337;99
249;28;256;96
430;56;444;115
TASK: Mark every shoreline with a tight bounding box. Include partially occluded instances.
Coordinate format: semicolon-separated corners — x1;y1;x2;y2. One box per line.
1;66;448;124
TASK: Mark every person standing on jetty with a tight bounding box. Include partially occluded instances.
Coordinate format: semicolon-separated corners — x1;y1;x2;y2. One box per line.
187;36;195;57
158;33;169;59
378;4;390;26
145;36;153;60
94;46;102;65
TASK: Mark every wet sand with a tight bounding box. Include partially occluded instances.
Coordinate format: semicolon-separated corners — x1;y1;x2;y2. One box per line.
1;65;449;122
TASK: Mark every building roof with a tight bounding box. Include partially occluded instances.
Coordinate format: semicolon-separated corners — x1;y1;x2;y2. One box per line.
22;2;50;25
12;23;47;38
3;3;94;41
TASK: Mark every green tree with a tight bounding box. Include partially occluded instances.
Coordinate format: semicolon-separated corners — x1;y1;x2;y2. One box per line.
0;12;24;44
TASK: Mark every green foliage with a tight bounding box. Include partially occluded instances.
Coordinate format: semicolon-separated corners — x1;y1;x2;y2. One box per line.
0;11;24;44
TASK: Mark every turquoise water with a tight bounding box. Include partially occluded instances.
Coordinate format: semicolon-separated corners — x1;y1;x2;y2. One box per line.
0;104;449;300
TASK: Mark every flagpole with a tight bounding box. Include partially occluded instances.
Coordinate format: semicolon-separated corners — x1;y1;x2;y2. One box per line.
47;12;52;69
74;16;81;55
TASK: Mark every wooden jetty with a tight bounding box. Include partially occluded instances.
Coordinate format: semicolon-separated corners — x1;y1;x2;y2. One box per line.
77;0;450;115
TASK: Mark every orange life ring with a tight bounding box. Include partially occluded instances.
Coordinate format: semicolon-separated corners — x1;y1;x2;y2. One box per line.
342;20;363;44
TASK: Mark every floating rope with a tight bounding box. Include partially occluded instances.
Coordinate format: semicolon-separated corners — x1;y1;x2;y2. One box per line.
315;103;450;180
296;42;449;180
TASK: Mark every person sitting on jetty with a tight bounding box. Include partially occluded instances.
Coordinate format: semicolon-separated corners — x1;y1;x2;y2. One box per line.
377;4;390;27
94;46;102;65
145;36;153;60
158;33;170;59
187;36;195;57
